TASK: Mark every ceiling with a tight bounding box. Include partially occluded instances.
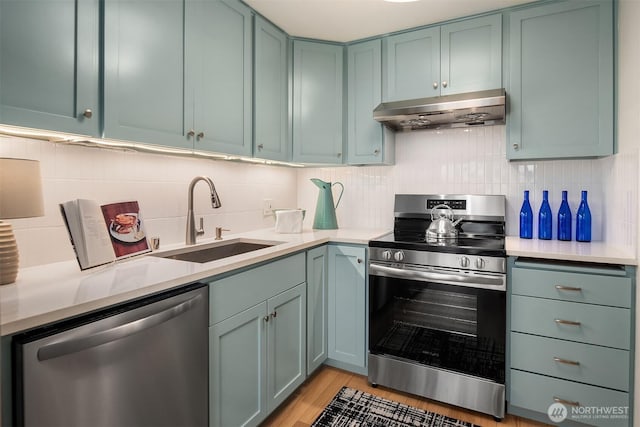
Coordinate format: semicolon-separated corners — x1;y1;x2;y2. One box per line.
244;0;537;42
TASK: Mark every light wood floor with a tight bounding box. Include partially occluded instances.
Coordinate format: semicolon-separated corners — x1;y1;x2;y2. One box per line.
261;366;550;427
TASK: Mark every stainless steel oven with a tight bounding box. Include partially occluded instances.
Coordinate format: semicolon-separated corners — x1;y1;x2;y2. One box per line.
368;194;506;419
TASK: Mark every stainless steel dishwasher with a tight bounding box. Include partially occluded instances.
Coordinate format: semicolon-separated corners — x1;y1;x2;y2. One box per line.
13;283;208;427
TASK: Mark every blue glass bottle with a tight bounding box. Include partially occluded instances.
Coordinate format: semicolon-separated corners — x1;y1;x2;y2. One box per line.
576;190;592;242
519;190;533;239
557;190;571;241
538;190;552;240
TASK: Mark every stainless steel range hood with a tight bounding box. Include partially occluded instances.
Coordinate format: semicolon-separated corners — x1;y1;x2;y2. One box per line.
373;88;505;132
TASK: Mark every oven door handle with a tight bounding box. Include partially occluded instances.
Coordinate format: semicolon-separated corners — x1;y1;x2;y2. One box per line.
369;262;506;291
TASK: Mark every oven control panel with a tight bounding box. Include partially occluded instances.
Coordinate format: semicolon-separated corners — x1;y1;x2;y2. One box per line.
426;199;466;210
369;248;506;274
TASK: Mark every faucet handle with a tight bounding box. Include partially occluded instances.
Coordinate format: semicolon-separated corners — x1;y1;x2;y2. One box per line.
215;227;230;240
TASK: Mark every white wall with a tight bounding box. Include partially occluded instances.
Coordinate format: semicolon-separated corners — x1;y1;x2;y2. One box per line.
617;0;640;422
0;135;298;268
298;125;632;246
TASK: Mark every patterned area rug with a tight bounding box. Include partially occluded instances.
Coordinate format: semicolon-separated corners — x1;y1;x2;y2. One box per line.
311;387;479;427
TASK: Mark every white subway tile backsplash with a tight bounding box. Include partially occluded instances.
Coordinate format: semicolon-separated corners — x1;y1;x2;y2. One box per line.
2;122;636;268
1;138;297;267
297;125;634;251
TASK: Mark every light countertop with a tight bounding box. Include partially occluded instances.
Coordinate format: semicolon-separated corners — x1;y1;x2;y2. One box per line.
2;229;636;336
505;236;637;266
0;228;387;336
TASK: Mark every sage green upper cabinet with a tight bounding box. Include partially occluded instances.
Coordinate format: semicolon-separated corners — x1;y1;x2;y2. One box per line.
0;0;100;136
383;27;440;102
104;0;187;147
104;0;252;156
347;39;395;165
440;14;502;95
254;17;289;161
383;14;502;101
186;0;252;156
292;40;344;164
507;0;613;160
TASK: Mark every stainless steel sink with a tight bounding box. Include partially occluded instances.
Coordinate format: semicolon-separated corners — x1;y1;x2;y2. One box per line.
151;238;281;263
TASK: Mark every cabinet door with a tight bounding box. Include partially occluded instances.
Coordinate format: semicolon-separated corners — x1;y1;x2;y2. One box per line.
267;284;306;412
187;0;252;156
0;0;100;136
440;14;502;95
292;41;344;164
104;0;188;148
328;245;366;368
307;246;328;374
507;0;613;159
254;17;289;161
210;303;267;427
383;27;440;101
347;40;395;165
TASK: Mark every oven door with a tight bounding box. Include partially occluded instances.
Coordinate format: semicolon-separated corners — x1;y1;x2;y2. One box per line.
368;261;506;384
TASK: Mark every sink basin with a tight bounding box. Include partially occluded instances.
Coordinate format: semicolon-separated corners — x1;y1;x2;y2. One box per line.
152;238;281;264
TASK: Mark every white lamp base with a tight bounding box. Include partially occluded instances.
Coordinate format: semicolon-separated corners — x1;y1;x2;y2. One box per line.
0;221;19;285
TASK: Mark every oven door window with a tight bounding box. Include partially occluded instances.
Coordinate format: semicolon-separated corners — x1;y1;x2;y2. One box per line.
369;274;505;384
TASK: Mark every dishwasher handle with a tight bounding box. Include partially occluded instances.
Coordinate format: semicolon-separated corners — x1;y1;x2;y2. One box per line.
37;293;203;361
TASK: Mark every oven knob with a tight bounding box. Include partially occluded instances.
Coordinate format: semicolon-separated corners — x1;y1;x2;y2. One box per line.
394;251;405;262
460;256;470;268
476;258;486;269
381;250;392;261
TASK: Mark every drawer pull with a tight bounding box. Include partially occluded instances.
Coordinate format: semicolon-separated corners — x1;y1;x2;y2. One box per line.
554;318;581;327
555;285;582;292
553;396;580;407
553;357;580;366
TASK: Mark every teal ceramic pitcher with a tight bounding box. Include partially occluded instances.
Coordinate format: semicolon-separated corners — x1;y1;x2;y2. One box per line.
311;178;344;229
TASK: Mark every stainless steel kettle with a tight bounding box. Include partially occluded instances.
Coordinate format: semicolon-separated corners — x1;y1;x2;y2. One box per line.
426;204;462;240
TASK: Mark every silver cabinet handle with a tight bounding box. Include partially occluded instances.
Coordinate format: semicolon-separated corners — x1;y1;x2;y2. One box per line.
357;258;363;264
442;81;448;88
373;149;380;155
257;144;264;151
433;82;438;89
270;311;277;319
337;152;342;158
37;294;203;361
264;316;270;322
82;109;93;119
187;129;195;138
513;143;519;150
553;357;580;366
554;318;581;326
554;396;580;407
555;285;582;292
197;131;204;139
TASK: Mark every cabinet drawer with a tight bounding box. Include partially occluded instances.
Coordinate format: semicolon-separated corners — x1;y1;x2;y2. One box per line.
209;253;305;325
512;267;631;307
510;295;630;349
510;370;630;427
510;332;630;391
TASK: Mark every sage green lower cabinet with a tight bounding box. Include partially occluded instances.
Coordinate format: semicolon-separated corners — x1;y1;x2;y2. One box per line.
327;245;367;374
306;245;328;374
208;253;306;427
507;257;635;426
